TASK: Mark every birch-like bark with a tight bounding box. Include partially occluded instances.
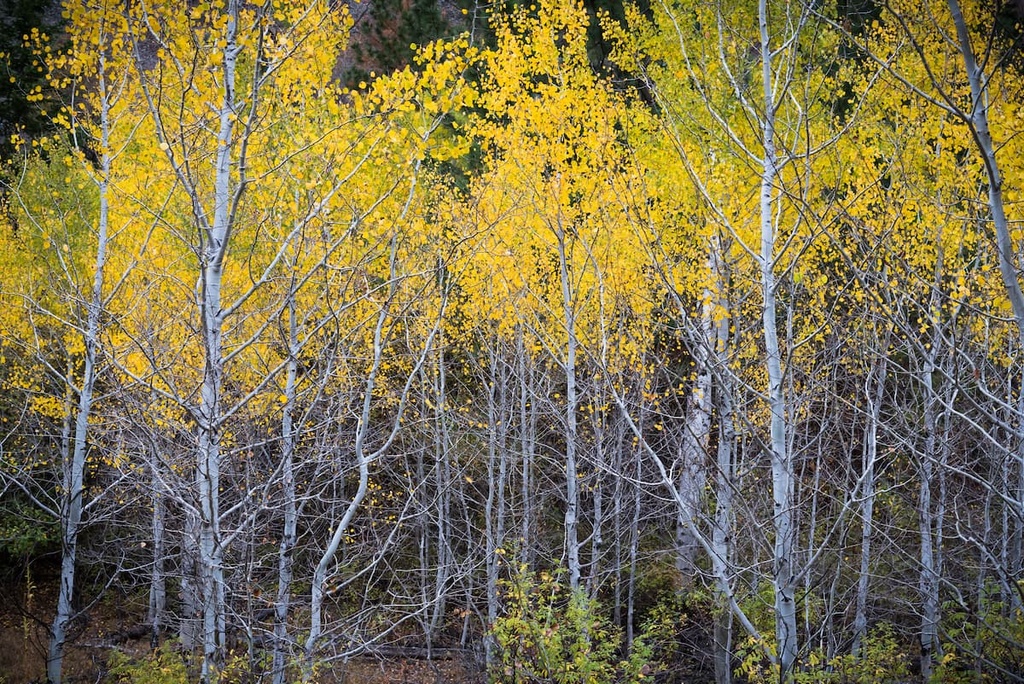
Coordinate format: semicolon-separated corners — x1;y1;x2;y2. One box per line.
611;417;626;633
148;443;166;649
180;515;201;652
304;295;382;668
709;234;734;684
556;221;581;591
919;339;941;681
626;442;642;647
676;261;714;581
853;348;888;655
429;345;452;641
757;1;798;675
712;397;735;684
46;46;112;684
484;339;508;666
589;414;605;597
304;229;442;669
519;329;538;570
271;295;299;684
193;1;240;671
947;0;1024;610
946;0;1024;342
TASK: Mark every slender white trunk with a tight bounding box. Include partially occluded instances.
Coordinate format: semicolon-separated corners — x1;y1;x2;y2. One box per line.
48;290;100;684
936;408;950;612
947;0;1024;342
192;3;240;678
758;2;797;676
710;235;734;684
919;346;940;682
306;415;370;669
589;418;604;597
416;420;431;652
305;354;374;669
519;330;537;570
484;341;507;665
305;236;406;668
676;257;714;580
197;284;225;682
272;297;299;684
1009;383;1024;615
611;419;625;633
556;225;581;591
47;48;111;684
853;352;887;654
712;394;735;684
429;347;452;639
948;0;1024;600
148;445;166;649
626;443;642;646
180;515;201;651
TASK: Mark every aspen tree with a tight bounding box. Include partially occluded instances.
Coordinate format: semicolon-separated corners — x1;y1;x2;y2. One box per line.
0;2;145;680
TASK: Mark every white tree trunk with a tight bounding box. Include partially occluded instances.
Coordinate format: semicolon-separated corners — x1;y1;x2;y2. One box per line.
947;0;1024;610
304;232;440;669
47;48;111;684
194;4;240;677
710;235;734;684
589;415;605;597
919;346;941;681
853;351;888;654
947;0;1024;341
519;330;538;570
429;347;452;640
758;1;798;675
626;445;642;646
305;332;376;669
556;226;581;592
148;443;166;649
676;260;714;580
484;340;508;666
272;297;299;684
712;402;735;684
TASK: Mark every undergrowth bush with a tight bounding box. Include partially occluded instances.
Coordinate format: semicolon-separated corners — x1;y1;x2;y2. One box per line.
489;564;659;684
736;622;910;684
107;644;189;684
107;642;271;683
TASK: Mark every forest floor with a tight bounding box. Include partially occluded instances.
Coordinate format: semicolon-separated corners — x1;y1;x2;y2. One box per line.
0;561;712;682
0;561;484;683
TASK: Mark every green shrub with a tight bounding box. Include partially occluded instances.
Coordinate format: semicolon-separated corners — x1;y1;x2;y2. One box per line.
489;564;657;684
736;622;910;683
932;586;1024;683
0;498;57;560
799;623;910;684
107;643;189;684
